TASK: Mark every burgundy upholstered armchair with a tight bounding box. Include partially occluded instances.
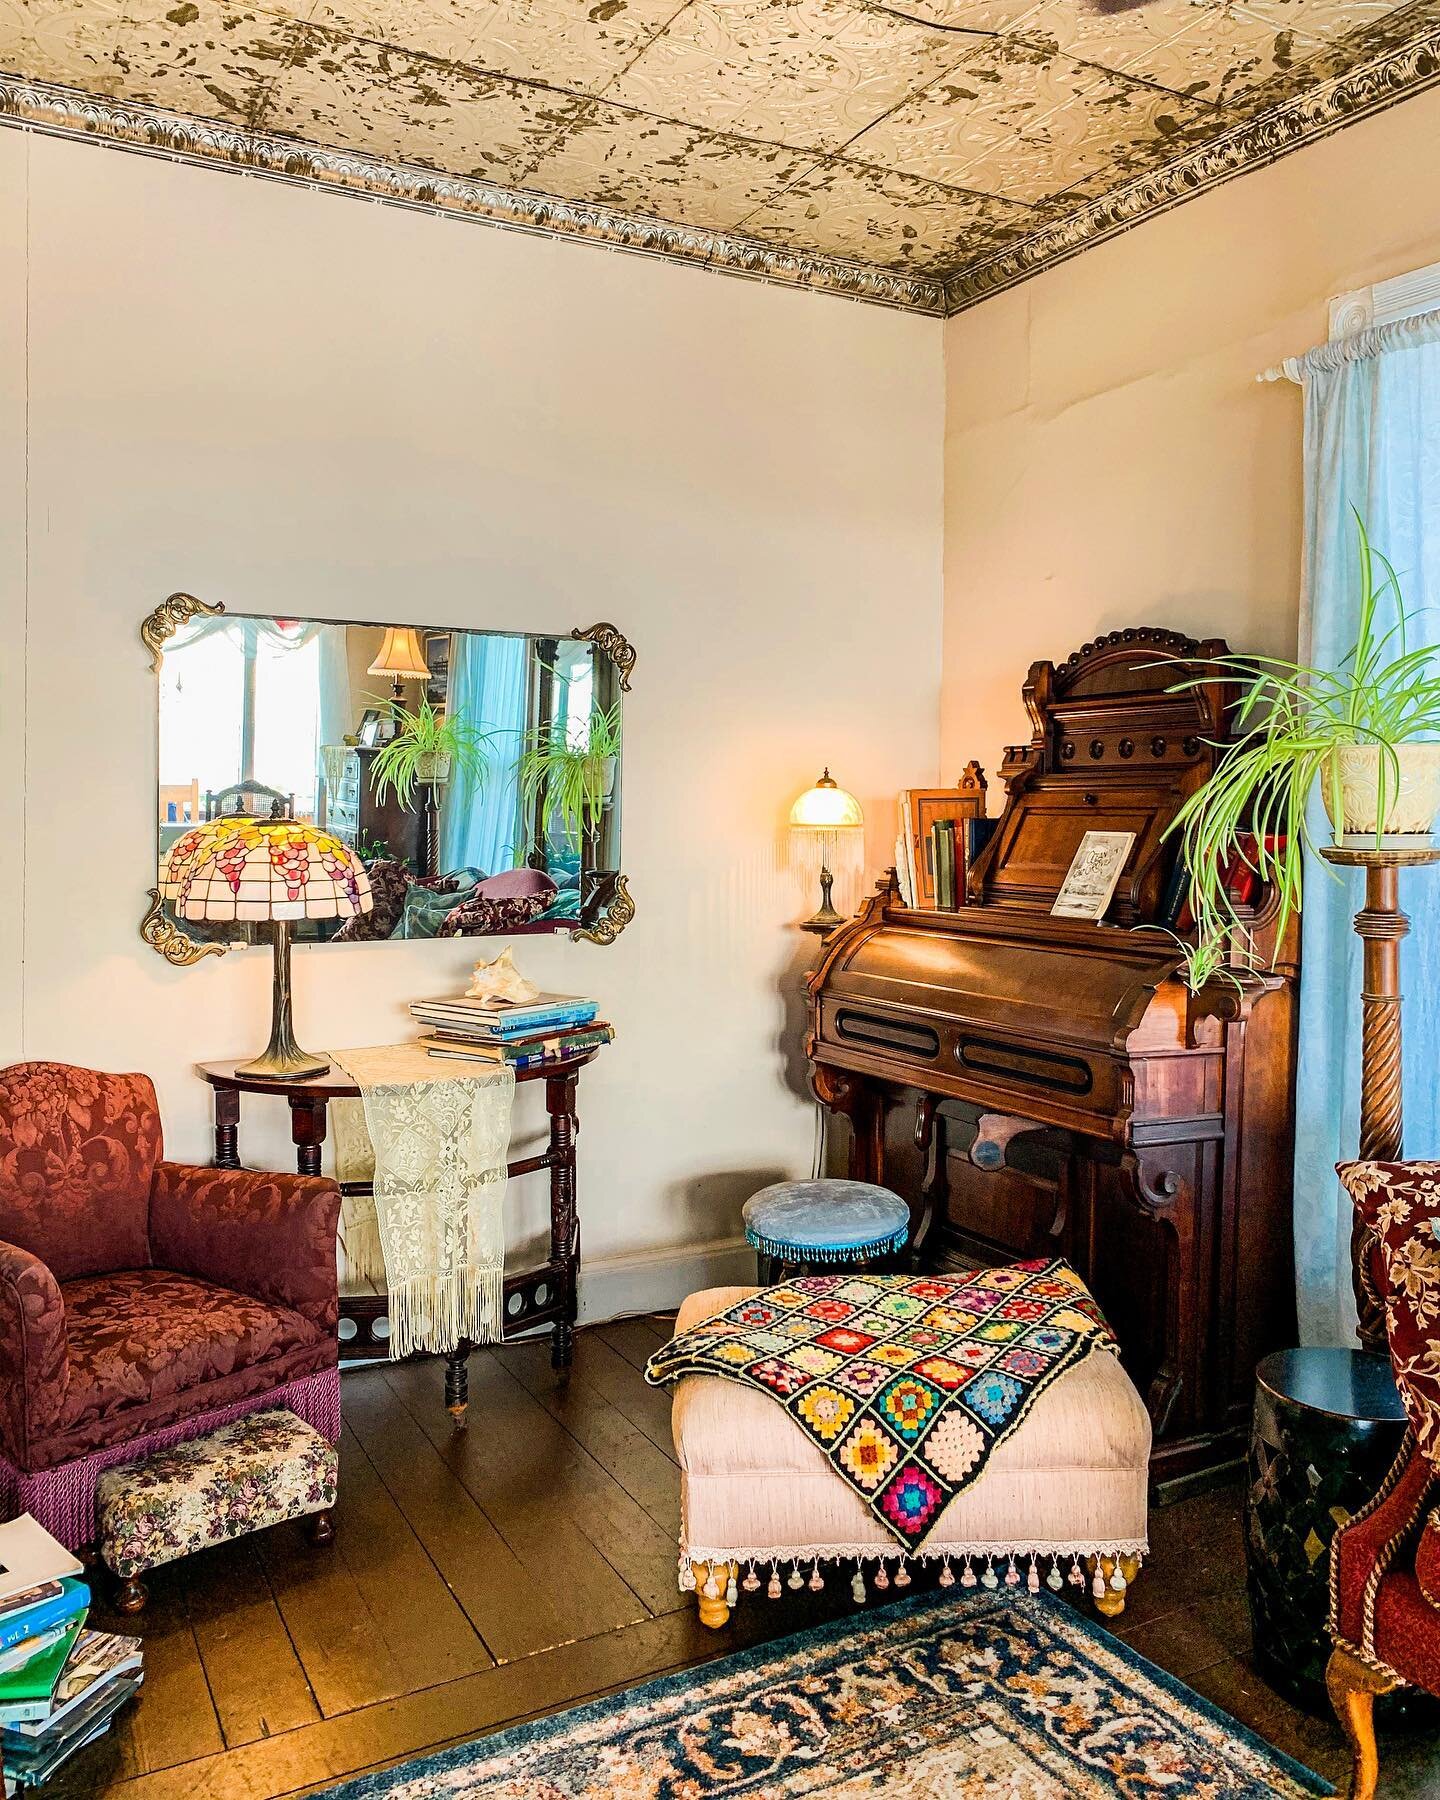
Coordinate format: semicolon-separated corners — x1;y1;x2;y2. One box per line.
0;1062;342;1548
1328;1160;1440;1800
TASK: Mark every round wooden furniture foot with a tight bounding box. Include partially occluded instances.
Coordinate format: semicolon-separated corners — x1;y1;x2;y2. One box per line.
1327;1644;1397;1800
114;1574;149;1616
692;1561;735;1629
305;1510;336;1547
1088;1552;1140;1619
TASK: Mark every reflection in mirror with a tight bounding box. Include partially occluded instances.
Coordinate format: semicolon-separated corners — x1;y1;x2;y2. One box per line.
155;614;625;948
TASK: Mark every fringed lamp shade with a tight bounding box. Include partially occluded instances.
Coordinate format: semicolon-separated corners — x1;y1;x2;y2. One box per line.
790;770;863;934
169;819;372;1080
367;628;430;681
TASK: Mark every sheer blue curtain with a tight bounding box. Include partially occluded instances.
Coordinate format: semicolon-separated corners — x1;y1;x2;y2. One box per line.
1292;312;1440;1344
439;632;528;876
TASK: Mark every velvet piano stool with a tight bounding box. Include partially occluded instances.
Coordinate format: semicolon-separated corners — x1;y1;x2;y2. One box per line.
671;1287;1151;1627
742;1180;911;1283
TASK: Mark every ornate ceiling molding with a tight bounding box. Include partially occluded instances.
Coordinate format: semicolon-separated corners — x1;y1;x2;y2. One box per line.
0;73;947;316
943;28;1440;315
5;21;1440;318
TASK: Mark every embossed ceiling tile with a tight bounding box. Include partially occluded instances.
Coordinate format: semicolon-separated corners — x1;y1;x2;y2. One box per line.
1122;6;1317;106
603;28;771;130
1231;0;1402;40
310;0;676;93
0;0;129;94
1006;0;1217;77
938;58;1221;201
528;97;814;223
264;25;578;173
848;37;1094;192
723;1;972;150
859;0;1047;30
742;154;1032;271
633;0;851;86
110;0;296;122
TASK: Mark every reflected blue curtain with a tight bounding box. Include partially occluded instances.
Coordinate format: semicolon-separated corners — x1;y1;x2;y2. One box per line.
439;633;528;877
1292;311;1440;1344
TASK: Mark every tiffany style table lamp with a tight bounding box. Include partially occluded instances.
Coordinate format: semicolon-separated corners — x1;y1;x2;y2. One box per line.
166;818;373;1080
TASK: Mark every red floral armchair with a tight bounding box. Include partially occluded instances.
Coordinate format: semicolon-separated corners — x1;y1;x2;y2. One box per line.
1329;1160;1440;1800
0;1062;342;1548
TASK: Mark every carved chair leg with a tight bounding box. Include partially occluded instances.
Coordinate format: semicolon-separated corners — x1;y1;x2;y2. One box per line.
305;1509;336;1547
114;1574;149;1616
1088;1552;1141;1619
692;1561;735;1630
1327;1645;1398;1800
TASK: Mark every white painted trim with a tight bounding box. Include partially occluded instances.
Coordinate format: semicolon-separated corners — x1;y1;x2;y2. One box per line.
1261;256;1440;379
577;1235;754;1326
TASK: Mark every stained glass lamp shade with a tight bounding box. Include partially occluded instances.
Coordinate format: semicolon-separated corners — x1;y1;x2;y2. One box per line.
172;819;373;1080
790;770;864;933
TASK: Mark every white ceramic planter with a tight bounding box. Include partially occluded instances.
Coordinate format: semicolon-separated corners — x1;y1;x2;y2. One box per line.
417;750;452;785
1322;742;1440;842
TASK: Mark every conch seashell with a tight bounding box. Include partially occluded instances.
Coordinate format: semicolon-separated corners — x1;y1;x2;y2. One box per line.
465;946;539;1007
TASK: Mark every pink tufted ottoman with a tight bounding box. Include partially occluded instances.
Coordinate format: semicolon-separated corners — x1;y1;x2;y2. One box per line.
670;1286;1151;1627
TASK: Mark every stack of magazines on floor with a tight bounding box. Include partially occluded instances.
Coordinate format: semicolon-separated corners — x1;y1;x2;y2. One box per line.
411;991;613;1070
0;1515;143;1793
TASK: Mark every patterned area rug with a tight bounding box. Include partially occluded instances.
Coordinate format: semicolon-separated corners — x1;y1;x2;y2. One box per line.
315;1590;1331;1798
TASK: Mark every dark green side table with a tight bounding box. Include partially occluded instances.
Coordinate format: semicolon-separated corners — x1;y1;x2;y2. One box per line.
1246;1348;1406;1709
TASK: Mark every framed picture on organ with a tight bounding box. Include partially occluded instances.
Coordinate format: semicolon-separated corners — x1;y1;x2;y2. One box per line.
1051;830;1136;921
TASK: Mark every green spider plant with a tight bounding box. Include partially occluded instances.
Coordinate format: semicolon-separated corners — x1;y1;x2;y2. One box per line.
519;699;622;848
367;695;499;811
1165;510;1440;990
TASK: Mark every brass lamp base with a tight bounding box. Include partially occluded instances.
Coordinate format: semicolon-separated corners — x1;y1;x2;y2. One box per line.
800;864;845;936
236;920;331;1083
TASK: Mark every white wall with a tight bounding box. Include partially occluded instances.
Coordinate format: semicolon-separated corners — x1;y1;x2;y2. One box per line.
3;130;943;1292
941;84;1440;782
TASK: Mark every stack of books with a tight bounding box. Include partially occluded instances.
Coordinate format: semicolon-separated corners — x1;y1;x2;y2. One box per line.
0;1516;143;1793
411;992;613;1071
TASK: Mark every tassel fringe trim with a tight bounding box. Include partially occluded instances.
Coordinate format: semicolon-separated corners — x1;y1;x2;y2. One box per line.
742;1229;911;1263
678;1540;1146;1604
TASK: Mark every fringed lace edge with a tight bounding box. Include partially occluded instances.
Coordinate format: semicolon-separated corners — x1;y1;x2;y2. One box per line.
386;1267;505;1361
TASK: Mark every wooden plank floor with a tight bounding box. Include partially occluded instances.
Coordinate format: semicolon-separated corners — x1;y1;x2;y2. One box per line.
46;1317;1440;1799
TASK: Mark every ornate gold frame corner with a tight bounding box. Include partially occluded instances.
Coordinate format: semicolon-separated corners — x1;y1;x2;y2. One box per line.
140;887;229;967
572;874;635;946
142;590;233;964
572;622;635;692
141;591;225;673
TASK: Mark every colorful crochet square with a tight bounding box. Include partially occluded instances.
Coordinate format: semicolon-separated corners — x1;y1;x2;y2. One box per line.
646;1258;1116;1550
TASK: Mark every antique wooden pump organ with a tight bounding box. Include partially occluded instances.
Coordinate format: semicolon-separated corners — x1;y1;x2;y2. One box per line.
807;631;1299;1488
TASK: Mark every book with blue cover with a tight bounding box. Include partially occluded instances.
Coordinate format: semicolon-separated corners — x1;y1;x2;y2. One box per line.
0;1582;89;1662
411;995;599;1037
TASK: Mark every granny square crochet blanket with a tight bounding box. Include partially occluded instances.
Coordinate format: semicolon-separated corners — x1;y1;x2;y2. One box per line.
646;1259;1117;1550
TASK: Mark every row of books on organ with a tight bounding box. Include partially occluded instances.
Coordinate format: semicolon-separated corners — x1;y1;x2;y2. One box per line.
895;783;997;912
0;1517;143;1793
410;991;613;1068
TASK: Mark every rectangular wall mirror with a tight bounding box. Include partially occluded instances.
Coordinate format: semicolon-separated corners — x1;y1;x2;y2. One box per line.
144;601;632;961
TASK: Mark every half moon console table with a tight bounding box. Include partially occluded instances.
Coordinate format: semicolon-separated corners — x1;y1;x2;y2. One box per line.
196;1051;597;1422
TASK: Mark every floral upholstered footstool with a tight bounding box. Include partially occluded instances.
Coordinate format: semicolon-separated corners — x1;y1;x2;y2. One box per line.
95;1409;338;1613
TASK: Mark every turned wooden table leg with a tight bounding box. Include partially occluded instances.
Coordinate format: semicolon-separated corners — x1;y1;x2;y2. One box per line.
213;1087;241;1169
289;1094;329;1178
445;1344;471;1428
547;1070;579;1373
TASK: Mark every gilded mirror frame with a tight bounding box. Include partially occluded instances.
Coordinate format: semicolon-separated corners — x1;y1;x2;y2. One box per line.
140;592;635;963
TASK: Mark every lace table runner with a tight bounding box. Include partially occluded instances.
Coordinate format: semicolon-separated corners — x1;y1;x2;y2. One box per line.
330;1045;515;1359
646;1259;1117;1550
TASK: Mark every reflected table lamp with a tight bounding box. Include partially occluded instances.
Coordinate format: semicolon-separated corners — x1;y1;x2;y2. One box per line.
169;818;373;1080
368;627;431;738
790;769;864;934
